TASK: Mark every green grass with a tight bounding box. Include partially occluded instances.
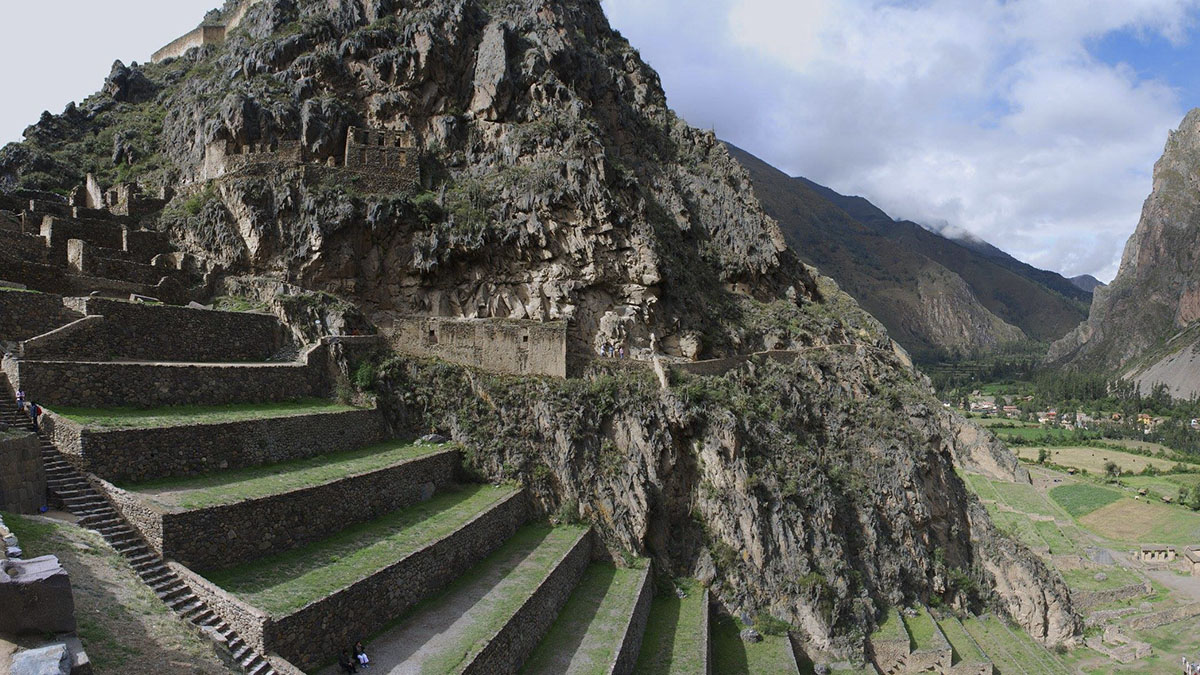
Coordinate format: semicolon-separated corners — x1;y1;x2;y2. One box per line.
1032;520;1076;554
521;562;647;674
54;398;360;428
3;512;226;673
987;509;1049;551
935;617;986;664
962;472;1002;501
711;614;797;674
961;615;1068;674
206;484;516;614
1049;483;1123;517
1058;565;1143;592
901;608;940;651
634;579;708;674
991;481;1059;517
995;426;1075;442
388;524;589;675
872;608;908;643
125;440;441;509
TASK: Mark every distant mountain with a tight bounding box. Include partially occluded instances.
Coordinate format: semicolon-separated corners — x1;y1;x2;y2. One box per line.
728;143;1091;362
1050;109;1200;398
1069;275;1104;293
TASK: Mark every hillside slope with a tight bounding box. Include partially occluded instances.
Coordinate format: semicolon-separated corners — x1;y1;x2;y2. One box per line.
728;144;1090;361
1049;109;1200;397
0;0;1078;656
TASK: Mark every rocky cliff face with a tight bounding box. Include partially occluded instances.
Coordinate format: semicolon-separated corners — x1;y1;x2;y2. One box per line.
0;0;1077;656
1049;109;1200;395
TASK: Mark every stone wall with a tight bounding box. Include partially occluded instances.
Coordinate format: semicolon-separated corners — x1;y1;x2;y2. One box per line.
123;229;172;260
0;431;45;513
22;297;284;363
463;527;593;674
611;564;653;675
40;216;124;259
389;317;567;378
88;476;164;552
168;561;269;652
672;350;800;377
155;449;459;571
1073;581;1152;610
0;228;49;263
1124;602;1200;630
868;634;909;673
151;24;226;62
263;489;530;669
67;239;193;287
42;406;386;484
0;289;77;344
4;342;329;408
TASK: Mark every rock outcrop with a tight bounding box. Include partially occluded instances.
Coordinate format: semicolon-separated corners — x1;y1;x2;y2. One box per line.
1050;109;1200;397
0;0;1078;657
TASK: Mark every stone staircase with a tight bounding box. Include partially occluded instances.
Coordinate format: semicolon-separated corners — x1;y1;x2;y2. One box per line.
0;378;277;675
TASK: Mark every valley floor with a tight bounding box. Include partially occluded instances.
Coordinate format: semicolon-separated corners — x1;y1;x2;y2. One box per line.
963;463;1200;672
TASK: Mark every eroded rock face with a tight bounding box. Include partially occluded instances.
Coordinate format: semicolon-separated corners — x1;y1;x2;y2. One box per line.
1049;108;1200;388
370;297;1079;655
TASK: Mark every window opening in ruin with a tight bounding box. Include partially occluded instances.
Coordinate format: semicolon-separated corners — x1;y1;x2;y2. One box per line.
428;329;437;344
523;335;529;343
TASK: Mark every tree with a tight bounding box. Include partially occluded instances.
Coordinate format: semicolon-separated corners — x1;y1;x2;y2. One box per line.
1037;448;1050;465
1104;461;1120;480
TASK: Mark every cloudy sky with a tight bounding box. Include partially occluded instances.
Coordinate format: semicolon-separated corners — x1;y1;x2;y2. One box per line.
4;1;1200;280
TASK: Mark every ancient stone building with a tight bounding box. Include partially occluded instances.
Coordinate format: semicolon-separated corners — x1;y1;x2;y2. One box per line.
388;316;567;378
1185;547;1200;576
1134;545;1176;563
151;0;262;62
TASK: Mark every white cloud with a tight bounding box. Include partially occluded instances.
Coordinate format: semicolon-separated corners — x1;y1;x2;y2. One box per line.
603;0;1199;281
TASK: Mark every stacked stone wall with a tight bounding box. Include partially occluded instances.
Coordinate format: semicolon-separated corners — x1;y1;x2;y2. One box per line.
0;229;49;263
168;561;269;651
611;565;654;675
68;241;192;287
151;24;226;62
1124;602;1200;630
40;216;123;258
0;431;45;513
90;477;164;551
0;256;73;295
157;449;459;571
389;317;567;378
41;406;384;483
0;289;77;343
463;527;593;674
672;350;800;377
4;342;329;408
22;298;284;363
1074;581;1152;610
263;490;530;669
123;229;171;260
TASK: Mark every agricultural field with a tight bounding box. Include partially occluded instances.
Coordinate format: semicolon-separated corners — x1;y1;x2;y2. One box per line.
1014;445;1200;475
962;466;1200;671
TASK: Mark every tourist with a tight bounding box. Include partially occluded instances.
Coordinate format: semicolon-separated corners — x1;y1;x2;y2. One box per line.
337;648;358;673
27;401;41;432
15;388;25;413
354;641;370;669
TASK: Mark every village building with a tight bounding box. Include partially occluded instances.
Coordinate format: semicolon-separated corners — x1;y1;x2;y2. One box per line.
1133;545;1176;563
1185;547;1200;576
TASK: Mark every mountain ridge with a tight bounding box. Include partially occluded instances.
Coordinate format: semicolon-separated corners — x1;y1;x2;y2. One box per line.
727;143;1090;361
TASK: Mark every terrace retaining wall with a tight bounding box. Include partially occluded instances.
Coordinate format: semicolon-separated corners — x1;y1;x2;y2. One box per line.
611;565;654;675
463;527;593;674
0;431;45;513
157;448;460;571
22;298;284;362
0;289;77;344
3;343;330;408
40;407;386;484
1074;581;1153;610
264;489;530;669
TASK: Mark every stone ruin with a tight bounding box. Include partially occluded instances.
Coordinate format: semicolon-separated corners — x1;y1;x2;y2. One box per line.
199;126;420;193
1133;545;1176;563
387;316;568;378
151;0;263;63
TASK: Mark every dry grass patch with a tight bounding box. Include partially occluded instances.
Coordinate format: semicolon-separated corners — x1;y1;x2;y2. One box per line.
1078;499;1200;546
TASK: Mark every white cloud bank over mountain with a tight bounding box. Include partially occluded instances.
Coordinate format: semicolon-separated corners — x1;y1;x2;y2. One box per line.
604;0;1200;281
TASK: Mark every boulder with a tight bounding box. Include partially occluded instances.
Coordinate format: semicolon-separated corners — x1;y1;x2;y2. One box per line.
0;555;76;635
10;644;69;675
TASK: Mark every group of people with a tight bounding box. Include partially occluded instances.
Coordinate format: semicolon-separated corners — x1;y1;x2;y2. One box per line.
15;389;42;431
601;343;627;359
1185;657;1200;674
337;642;370;672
